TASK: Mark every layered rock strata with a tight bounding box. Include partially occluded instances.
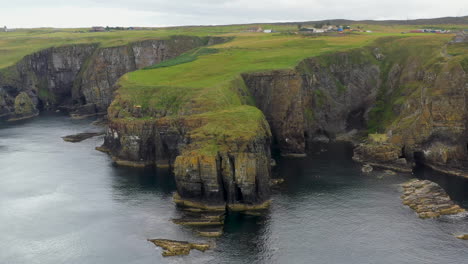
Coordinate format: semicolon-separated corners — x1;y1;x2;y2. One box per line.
400;179;466;218
244;36;468;176
102;106;272;210
0;36;213;120
243;49;380;155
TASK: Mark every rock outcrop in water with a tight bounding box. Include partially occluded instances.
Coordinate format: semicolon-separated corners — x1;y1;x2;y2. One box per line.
0;36;215;120
101;106;272;210
62;132;104;143
400;179;466;218
147;239;210;257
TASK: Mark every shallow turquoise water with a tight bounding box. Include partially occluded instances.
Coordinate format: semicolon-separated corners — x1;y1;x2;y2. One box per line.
0;113;467;264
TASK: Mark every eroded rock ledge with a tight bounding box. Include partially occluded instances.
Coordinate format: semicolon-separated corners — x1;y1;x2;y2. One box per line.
400;179;466;218
147;239;210;257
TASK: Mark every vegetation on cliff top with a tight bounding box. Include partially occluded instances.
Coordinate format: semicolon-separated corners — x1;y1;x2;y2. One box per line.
367;34;461;133
116;33;384;115
1;23;464;69
109;26;456;155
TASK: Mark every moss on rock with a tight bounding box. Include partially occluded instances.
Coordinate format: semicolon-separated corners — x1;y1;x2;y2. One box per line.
10;92;38;121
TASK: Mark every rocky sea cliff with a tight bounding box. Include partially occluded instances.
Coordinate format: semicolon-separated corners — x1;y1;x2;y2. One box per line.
1;33;467;210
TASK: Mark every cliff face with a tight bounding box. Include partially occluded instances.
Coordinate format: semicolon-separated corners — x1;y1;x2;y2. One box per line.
0;44;97;119
243;49;380;155
245;36;468;176
75;37;207;113
351;37;468;176
103;102;272;209
0;36;209;120
173;114;271;209
382;49;468;175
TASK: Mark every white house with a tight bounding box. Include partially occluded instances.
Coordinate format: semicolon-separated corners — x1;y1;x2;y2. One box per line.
264;29;272;33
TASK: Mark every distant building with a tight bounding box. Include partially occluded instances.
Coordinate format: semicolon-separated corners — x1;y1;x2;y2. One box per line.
299;27;326;33
4;26;7;32
90;26;105;32
263;29;272;33
246;26;263;32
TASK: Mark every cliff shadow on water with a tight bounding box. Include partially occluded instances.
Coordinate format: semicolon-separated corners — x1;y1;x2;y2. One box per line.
413;163;468;208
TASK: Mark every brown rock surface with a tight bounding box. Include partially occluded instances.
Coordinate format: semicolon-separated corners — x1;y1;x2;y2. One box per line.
62;132;104;142
400;179;465;218
147;239;210;257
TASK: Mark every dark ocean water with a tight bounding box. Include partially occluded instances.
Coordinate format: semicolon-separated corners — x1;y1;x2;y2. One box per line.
0;113;467;264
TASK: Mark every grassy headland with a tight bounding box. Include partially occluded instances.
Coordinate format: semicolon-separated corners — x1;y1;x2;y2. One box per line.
1;23;464;155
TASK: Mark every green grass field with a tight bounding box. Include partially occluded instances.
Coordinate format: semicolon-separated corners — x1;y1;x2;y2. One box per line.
0;23;464;69
116;32;454;116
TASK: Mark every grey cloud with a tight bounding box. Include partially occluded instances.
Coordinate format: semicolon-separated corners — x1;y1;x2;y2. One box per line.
0;0;466;27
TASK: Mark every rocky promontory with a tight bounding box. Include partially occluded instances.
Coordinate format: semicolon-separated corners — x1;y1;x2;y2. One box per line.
243;35;468;178
1;31;467;213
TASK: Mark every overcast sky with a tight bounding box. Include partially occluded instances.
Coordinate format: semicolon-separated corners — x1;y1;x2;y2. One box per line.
1;0;467;28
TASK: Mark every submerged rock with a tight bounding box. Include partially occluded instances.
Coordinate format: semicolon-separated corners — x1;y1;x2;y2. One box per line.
172;216;224;226
70;104;102;119
400;179;466;219
361;164;373;173
195;226;224;237
241;210;268;217
147;239;210;257
270;158;277;167
62;132;104;142
270;178;285;186
91;117;108;126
